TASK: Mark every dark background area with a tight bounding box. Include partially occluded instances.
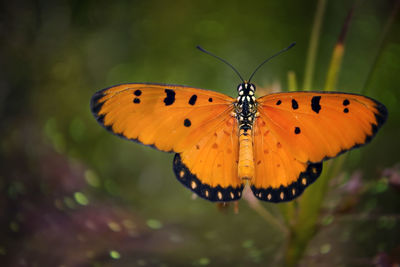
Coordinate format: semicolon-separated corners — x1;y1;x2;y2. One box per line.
1;0;399;266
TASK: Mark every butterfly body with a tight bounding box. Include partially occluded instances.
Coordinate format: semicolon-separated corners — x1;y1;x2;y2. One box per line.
235;82;257;181
91;82;387;203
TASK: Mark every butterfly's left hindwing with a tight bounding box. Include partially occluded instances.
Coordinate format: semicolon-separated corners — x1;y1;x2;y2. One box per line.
252;91;387;202
173;116;244;202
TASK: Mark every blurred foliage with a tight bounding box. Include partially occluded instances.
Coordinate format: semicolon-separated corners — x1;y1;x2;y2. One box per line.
1;0;400;266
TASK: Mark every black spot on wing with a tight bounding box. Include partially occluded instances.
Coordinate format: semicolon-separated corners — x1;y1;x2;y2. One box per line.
291;99;298;110
251;162;323;203
343;108;349;113
189;94;197;105
343;99;349;106
133;98;140;104
208;97;213;102
134;89;142;96
164;89;176;105
294;127;301;134
184;119;191;127
173;154;244;202
311;96;321;113
276;100;282;105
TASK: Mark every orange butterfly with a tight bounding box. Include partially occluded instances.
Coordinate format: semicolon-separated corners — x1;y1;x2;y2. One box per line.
90;44;387;203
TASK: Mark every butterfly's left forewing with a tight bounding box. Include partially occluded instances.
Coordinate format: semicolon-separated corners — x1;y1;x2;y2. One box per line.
252;92;387;202
91;83;235;152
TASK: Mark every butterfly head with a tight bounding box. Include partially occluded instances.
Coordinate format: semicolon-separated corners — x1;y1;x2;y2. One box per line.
238;82;256;96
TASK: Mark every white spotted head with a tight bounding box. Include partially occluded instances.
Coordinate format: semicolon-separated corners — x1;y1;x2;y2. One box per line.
237;82;256;96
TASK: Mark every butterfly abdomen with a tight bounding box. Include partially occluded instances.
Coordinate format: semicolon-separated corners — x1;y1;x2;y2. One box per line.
238;129;255;180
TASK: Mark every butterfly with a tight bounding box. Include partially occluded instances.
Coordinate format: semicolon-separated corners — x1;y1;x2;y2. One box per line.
90;44;387;203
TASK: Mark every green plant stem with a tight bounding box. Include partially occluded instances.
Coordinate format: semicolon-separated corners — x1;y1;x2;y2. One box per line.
324;4;354;91
361;0;400;94
252;204;288;235
246;193;288;235
302;0;327;91
287;71;298;91
284;4;356;266
324;43;345;91
245;182;288;235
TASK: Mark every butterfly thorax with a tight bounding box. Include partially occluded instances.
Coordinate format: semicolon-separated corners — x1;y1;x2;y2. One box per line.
235;83;257;133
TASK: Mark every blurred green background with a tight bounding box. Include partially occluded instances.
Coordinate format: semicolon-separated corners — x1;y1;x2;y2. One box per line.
1;0;400;266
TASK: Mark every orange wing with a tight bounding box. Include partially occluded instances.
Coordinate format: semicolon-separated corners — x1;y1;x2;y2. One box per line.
174;116;243;201
91;83;243;201
91;83;234;152
252;92;387;202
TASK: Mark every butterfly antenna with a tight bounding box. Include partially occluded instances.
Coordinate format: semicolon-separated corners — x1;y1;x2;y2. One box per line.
197;45;245;83
248;42;296;82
